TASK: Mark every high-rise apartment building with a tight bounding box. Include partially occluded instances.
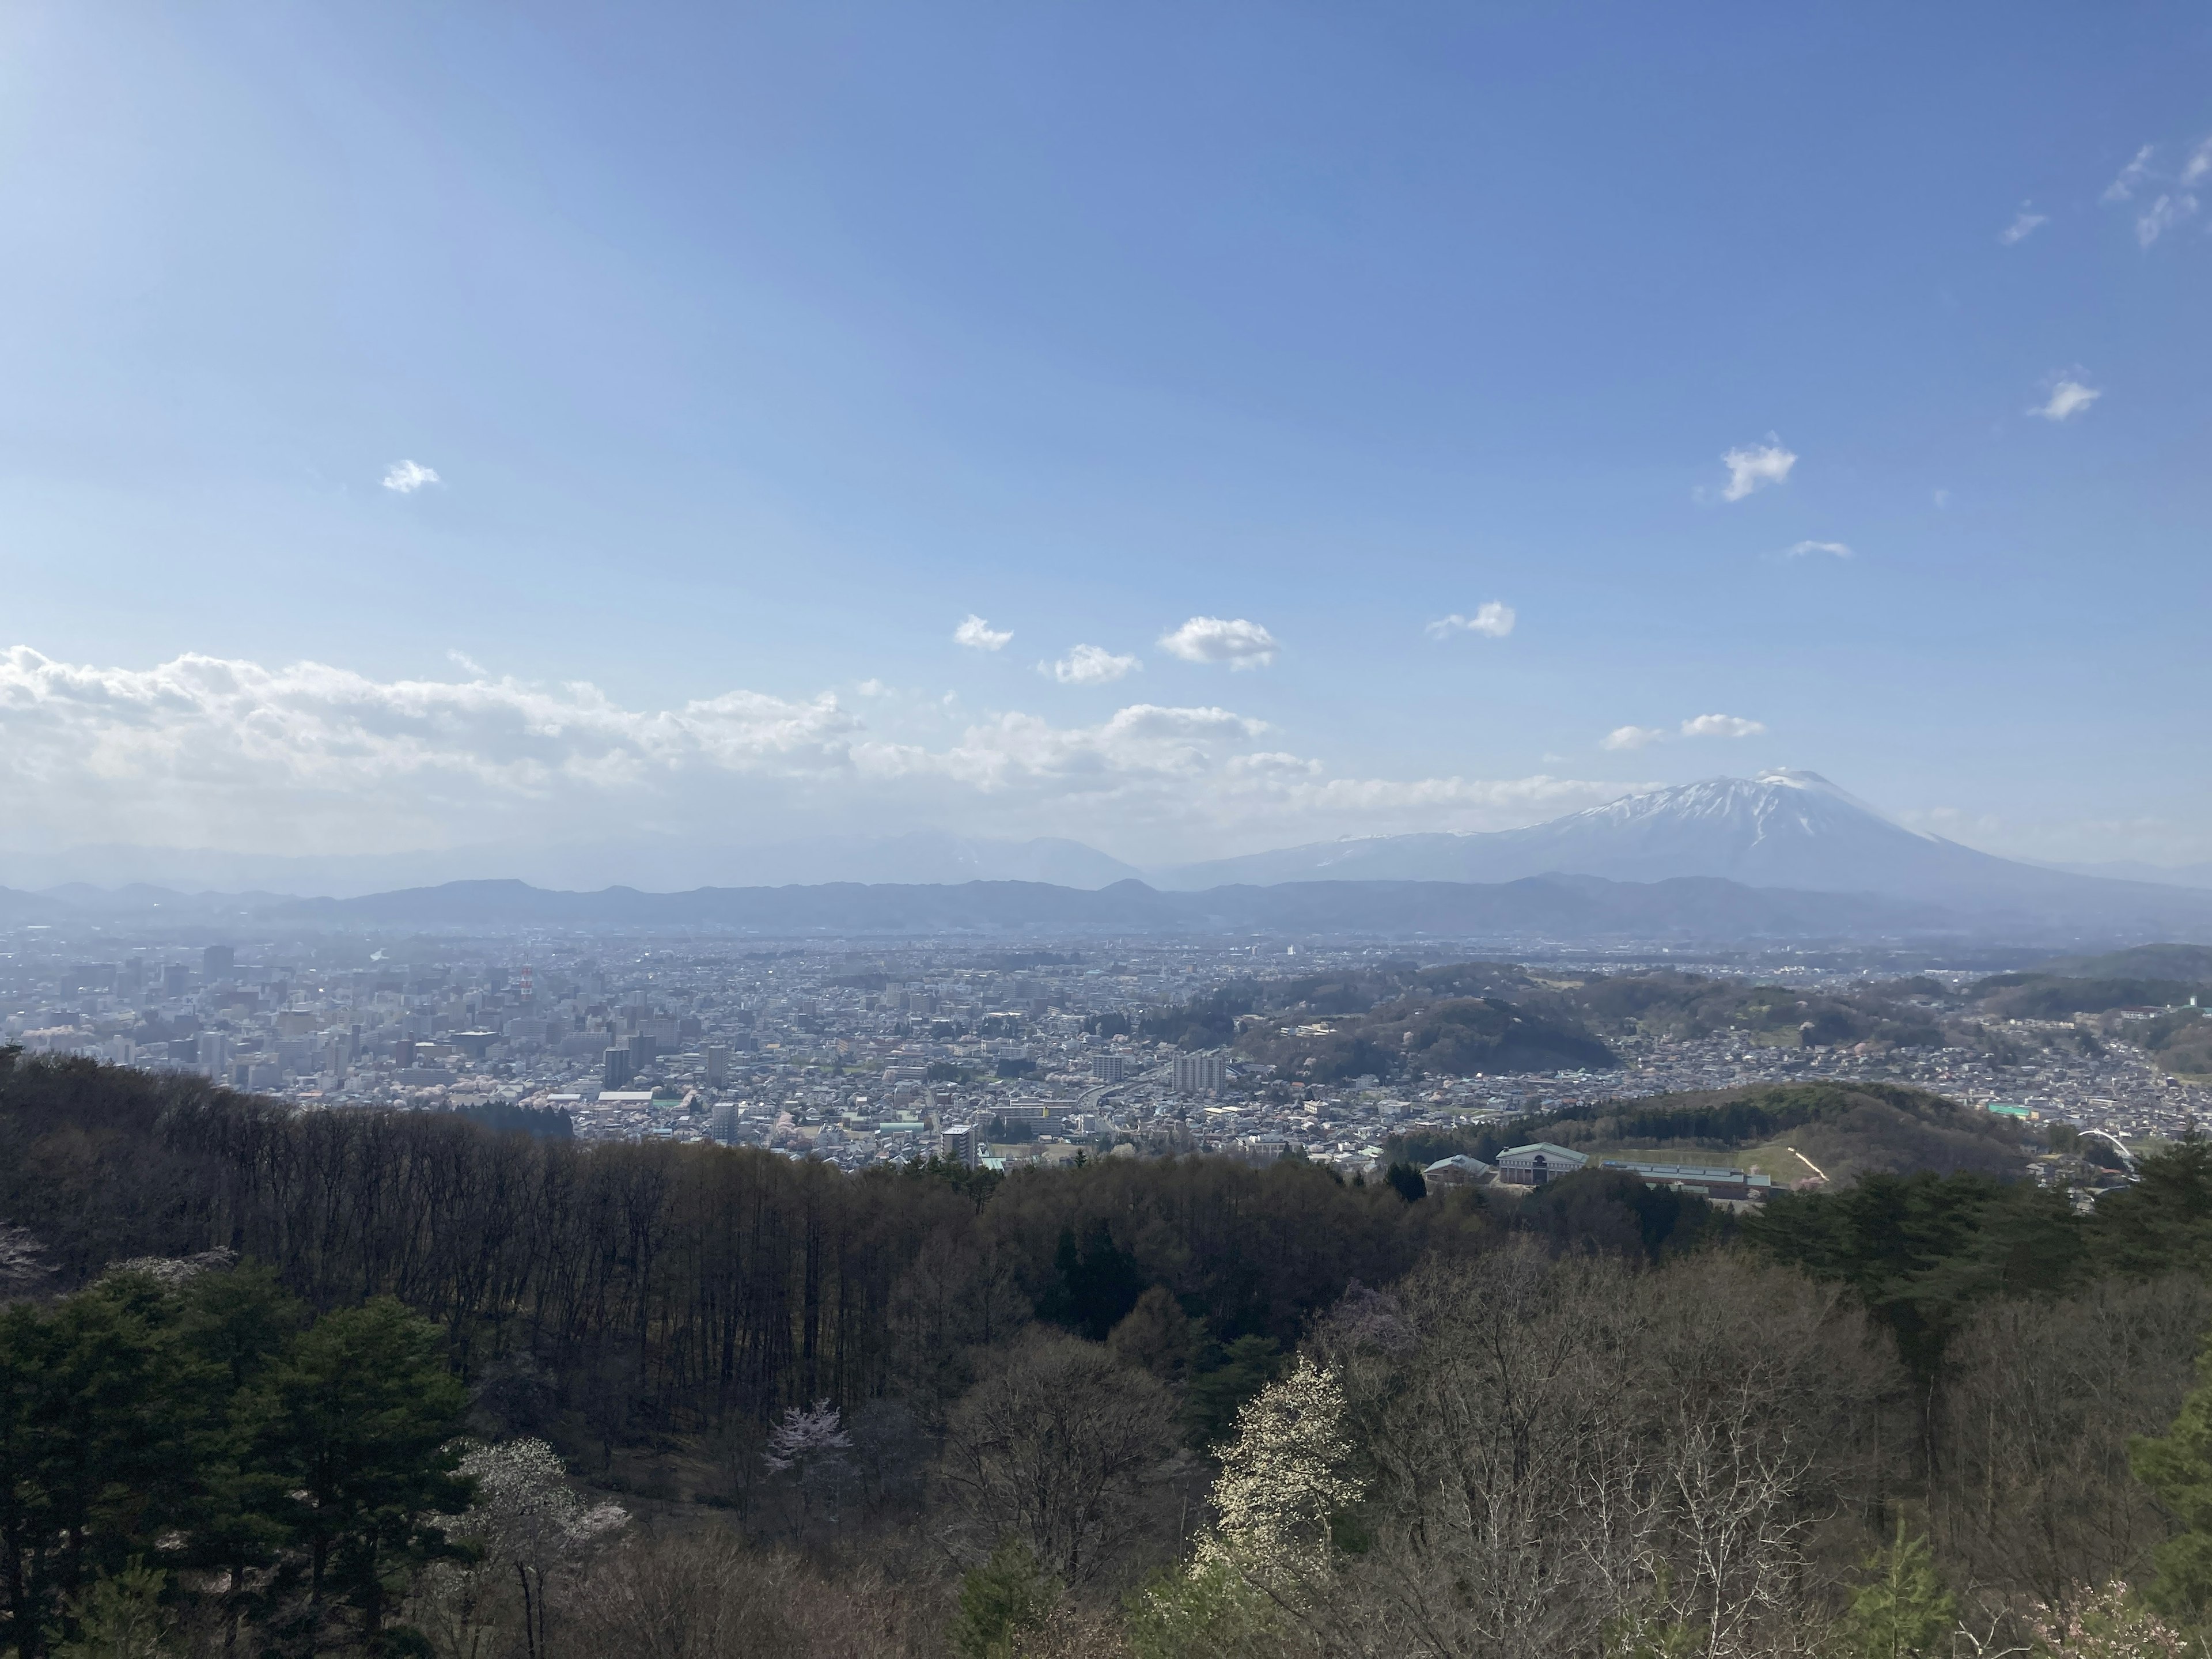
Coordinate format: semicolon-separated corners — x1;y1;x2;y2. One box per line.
603;1046;635;1090
1172;1051;1226;1096
940;1123;979;1168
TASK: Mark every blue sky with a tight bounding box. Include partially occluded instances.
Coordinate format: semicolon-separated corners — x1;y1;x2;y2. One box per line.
1;2;2207;873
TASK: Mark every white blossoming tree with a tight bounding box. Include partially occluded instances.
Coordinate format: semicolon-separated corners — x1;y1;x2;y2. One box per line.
1130;1357;1360;1659
423;1438;627;1659
764;1399;854;1529
1203;1355;1361;1585
2027;1581;2190;1659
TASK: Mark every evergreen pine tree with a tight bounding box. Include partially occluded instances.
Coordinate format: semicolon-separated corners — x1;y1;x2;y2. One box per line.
2130;1340;2212;1622
1839;1521;1956;1659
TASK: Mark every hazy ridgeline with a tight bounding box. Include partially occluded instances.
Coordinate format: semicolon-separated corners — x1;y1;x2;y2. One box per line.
7;1048;2212;1658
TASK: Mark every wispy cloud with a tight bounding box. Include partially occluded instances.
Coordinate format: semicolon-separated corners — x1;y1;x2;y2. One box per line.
953;614;1013;652
2104;144;2155;203
1158;616;1279;669
1717;438;1797;502
2029;376;2101;422
2100;139;2208;245
1999;203;2047;245
1679;713;1767;739
1044;644;1141;685
1603;713;1766;749
1780;540;1853;560
1426;601;1516;640
382;460;441;494
2135;191;2199;247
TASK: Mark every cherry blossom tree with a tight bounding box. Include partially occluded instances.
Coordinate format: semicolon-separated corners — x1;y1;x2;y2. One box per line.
764;1400;853;1529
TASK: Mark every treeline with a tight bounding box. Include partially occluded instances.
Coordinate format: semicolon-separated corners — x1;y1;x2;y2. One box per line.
0;1052;1479;1439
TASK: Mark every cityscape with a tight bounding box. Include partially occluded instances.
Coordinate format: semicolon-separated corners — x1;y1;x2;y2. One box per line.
7;921;2202;1184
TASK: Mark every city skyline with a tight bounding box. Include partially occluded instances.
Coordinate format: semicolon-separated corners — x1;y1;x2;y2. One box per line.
3;3;2209;874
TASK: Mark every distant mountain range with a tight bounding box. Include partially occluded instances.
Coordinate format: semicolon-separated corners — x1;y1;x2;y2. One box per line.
2039;859;2212;892
0;831;1143;897
0;865;2192;946
0;872;1955;942
2;770;2207;943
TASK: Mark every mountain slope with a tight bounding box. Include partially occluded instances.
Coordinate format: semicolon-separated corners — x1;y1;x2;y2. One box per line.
1154;770;2212;927
268;872;1946;940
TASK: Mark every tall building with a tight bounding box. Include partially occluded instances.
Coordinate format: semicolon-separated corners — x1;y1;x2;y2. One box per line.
628;1032;658;1071
940;1123;980;1168
603;1046;635;1090
203;945;236;982
161;964;191;999
1172;1051;1226;1096
707;1101;741;1144
1089;1053;1125;1084
705;1044;731;1087
196;1031;230;1077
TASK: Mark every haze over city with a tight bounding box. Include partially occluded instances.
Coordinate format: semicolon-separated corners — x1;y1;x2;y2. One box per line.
3;3;2209;889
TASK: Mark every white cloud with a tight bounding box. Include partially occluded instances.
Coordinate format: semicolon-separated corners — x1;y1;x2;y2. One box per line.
1679;713;1767;740
2029;377;2101;422
2099;141;2209;245
1602;713;1765;749
2104;144;2155;203
0;646;862;854
1157;616;1279;669
0;645;1651;863
1780;540;1853;559
1999;203;2047;245
2135;191;2199;247
382;460;441;494
1045;644;1141;685
953;614;1013;652
1426;601;1517;640
1718;438;1797;502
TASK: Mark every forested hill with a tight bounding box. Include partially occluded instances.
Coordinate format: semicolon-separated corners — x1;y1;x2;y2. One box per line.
1389;1080;2035;1184
1130;956;2212;1084
13;1048;2212;1657
0;1050;1487;1427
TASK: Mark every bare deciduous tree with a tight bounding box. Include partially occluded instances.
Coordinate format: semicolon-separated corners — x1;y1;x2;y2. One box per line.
1330;1244;1880;1659
1933;1274;2212;1608
938;1332;1179;1587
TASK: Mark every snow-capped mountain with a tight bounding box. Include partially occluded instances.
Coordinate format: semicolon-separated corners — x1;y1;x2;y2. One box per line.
1153;770;2210;926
